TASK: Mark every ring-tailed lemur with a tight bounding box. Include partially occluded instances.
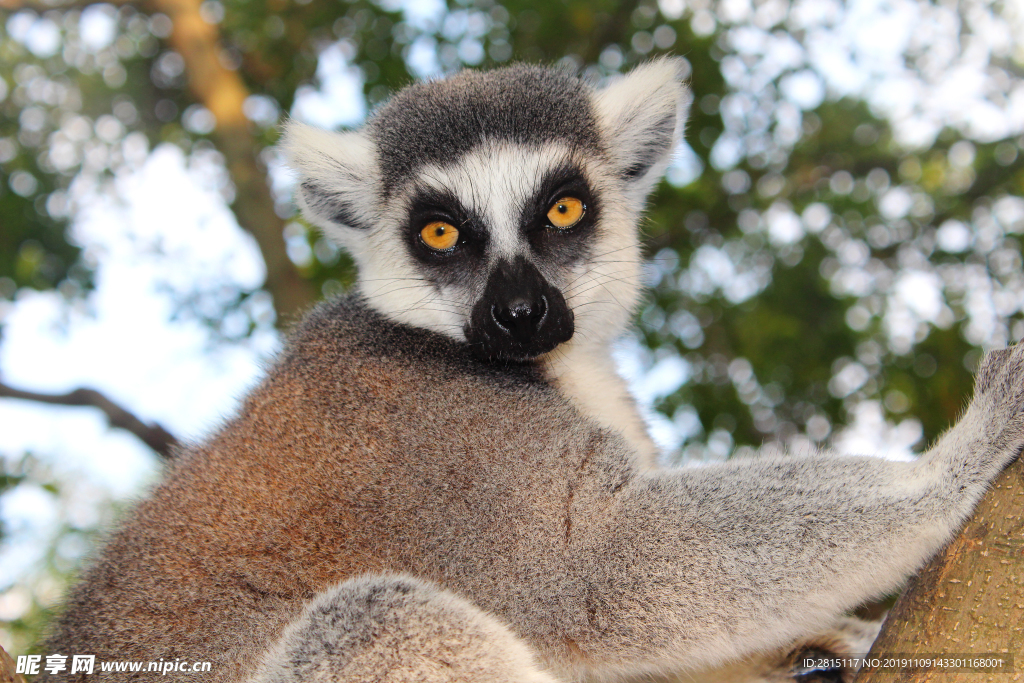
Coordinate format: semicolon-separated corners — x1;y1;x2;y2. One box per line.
41;60;1022;683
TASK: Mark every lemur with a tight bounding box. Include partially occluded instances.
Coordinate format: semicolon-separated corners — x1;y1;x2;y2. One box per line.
248;574;881;683
41;59;1023;683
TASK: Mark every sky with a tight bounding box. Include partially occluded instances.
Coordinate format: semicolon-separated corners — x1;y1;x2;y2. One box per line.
1;0;1023;647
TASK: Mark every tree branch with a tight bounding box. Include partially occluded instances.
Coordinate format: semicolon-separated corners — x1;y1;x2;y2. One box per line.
0;381;179;459
141;0;319;325
855;457;1024;683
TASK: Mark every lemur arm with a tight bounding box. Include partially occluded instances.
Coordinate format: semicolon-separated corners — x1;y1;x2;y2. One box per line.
566;345;1024;676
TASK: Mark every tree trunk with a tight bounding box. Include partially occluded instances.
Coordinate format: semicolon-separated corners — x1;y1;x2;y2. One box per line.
856;458;1024;683
155;0;318;325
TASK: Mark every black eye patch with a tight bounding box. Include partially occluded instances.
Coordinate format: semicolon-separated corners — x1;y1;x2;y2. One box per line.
404;185;488;267
520;163;599;268
521;163;598;233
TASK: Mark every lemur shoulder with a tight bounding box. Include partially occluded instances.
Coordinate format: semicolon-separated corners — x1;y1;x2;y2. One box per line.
41;59;1024;683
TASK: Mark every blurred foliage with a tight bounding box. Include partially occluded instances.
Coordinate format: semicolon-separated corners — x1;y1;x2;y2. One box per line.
0;454;113;656
1;0;1023;650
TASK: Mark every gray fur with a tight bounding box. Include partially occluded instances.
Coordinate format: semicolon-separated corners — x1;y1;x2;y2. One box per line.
249;575;558;683
40;61;1024;683
250;575;879;683
369;65;602;196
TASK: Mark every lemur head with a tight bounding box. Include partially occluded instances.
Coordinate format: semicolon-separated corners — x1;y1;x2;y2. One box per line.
283;59;689;361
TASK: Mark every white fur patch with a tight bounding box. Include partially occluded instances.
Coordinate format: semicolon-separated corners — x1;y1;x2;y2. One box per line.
279;121;380;245
593;56;693;209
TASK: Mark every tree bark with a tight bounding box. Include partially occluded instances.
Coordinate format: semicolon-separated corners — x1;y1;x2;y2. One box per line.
856;458;1024;683
154;0;318;325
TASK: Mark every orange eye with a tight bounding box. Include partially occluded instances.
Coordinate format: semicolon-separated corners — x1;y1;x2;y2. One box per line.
547;197;585;228
420;221;459;251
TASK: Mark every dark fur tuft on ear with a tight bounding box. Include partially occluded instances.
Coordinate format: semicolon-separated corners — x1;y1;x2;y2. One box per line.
298;180;372;232
279;121;380;243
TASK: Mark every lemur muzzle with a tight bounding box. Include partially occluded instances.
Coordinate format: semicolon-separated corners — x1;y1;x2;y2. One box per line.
466;256;574;360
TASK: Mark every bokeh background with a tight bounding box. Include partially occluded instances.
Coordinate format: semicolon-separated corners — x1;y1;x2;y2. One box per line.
1;0;1022;654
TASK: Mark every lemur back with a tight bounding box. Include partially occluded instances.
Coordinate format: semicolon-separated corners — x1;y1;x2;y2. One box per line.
44;298;635;680
40;60;1024;683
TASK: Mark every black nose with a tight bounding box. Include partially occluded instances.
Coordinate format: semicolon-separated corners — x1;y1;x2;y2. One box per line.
465;257;574;361
492;295;548;342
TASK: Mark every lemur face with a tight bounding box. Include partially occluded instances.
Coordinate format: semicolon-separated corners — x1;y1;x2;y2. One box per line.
285;60;689;361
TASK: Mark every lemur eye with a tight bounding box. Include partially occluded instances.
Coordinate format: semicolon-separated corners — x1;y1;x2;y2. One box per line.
420;221;459;251
547;197;585;229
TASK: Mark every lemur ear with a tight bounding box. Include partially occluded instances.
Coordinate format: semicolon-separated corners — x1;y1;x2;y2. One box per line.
280;121;379;243
593;57;691;202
